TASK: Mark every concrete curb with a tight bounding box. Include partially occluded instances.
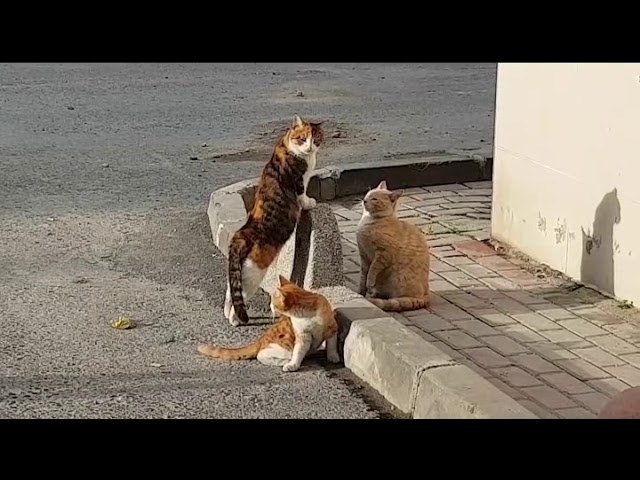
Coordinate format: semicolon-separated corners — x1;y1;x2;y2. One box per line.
306;153;493;201
207;154;538;418
318;286;536;419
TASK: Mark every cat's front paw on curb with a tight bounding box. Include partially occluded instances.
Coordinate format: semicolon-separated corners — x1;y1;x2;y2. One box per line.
228;311;242;327
300;196;316;210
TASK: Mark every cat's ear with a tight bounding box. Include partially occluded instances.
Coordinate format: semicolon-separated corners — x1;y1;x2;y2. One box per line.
278;274;291;286
389;190;403;203
377;180;388;190
311;120;325;128
292;115;303;128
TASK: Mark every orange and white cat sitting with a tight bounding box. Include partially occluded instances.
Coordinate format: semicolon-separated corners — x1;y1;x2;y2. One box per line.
356;180;431;312
198;275;339;372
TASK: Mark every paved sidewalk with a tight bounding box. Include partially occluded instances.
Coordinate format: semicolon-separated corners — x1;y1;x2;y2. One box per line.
331;181;640;419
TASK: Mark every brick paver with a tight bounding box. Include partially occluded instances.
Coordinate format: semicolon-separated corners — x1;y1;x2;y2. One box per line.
331;182;640;419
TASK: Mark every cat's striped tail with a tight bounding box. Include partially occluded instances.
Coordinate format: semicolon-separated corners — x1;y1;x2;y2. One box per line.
197;341;261;361
228;232;252;324
368;296;430;312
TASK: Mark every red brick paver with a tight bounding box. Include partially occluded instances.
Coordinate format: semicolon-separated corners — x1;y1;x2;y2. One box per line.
332;182;640;419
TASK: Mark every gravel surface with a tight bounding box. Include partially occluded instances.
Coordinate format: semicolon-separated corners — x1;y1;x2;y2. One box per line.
0;63;496;418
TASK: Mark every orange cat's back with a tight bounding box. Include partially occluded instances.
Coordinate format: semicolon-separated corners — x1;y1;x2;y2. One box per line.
355;181;430;312
272;278;338;340
376;217;428;257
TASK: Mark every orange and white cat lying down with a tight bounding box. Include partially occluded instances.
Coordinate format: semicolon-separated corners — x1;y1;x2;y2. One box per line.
198;275;340;372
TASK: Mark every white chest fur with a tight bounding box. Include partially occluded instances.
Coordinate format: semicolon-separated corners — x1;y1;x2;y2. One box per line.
306;151;317;172
290;314;325;350
357;209;373;229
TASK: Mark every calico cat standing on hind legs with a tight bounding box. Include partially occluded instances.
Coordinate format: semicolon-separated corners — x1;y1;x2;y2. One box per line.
225;115;324;326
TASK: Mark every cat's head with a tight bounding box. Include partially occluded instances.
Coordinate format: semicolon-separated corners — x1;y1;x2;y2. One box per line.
270;274;318;316
362;180;403;218
284;115;325;157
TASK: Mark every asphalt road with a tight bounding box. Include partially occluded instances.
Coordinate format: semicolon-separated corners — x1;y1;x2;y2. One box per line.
0;63;497;418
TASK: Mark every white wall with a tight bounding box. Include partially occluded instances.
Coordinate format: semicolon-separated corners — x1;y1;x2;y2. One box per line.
492;63;640;304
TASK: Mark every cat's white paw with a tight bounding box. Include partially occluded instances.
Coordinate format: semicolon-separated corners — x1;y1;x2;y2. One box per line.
228;308;241;327
327;351;341;364
300;196;316;210
282;362;300;372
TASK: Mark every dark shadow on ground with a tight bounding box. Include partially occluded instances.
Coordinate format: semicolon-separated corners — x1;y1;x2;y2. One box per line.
111;210;270;316
580;188;621;297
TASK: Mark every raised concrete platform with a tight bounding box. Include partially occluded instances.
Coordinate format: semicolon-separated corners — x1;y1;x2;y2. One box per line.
206;153;538;418
207;181;344;297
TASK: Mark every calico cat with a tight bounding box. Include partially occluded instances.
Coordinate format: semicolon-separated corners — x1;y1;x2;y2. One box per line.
199;275;340;372
356;180;431;312
225;115;324;326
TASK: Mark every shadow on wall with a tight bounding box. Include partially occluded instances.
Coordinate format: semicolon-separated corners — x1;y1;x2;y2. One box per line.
580;188;621;296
